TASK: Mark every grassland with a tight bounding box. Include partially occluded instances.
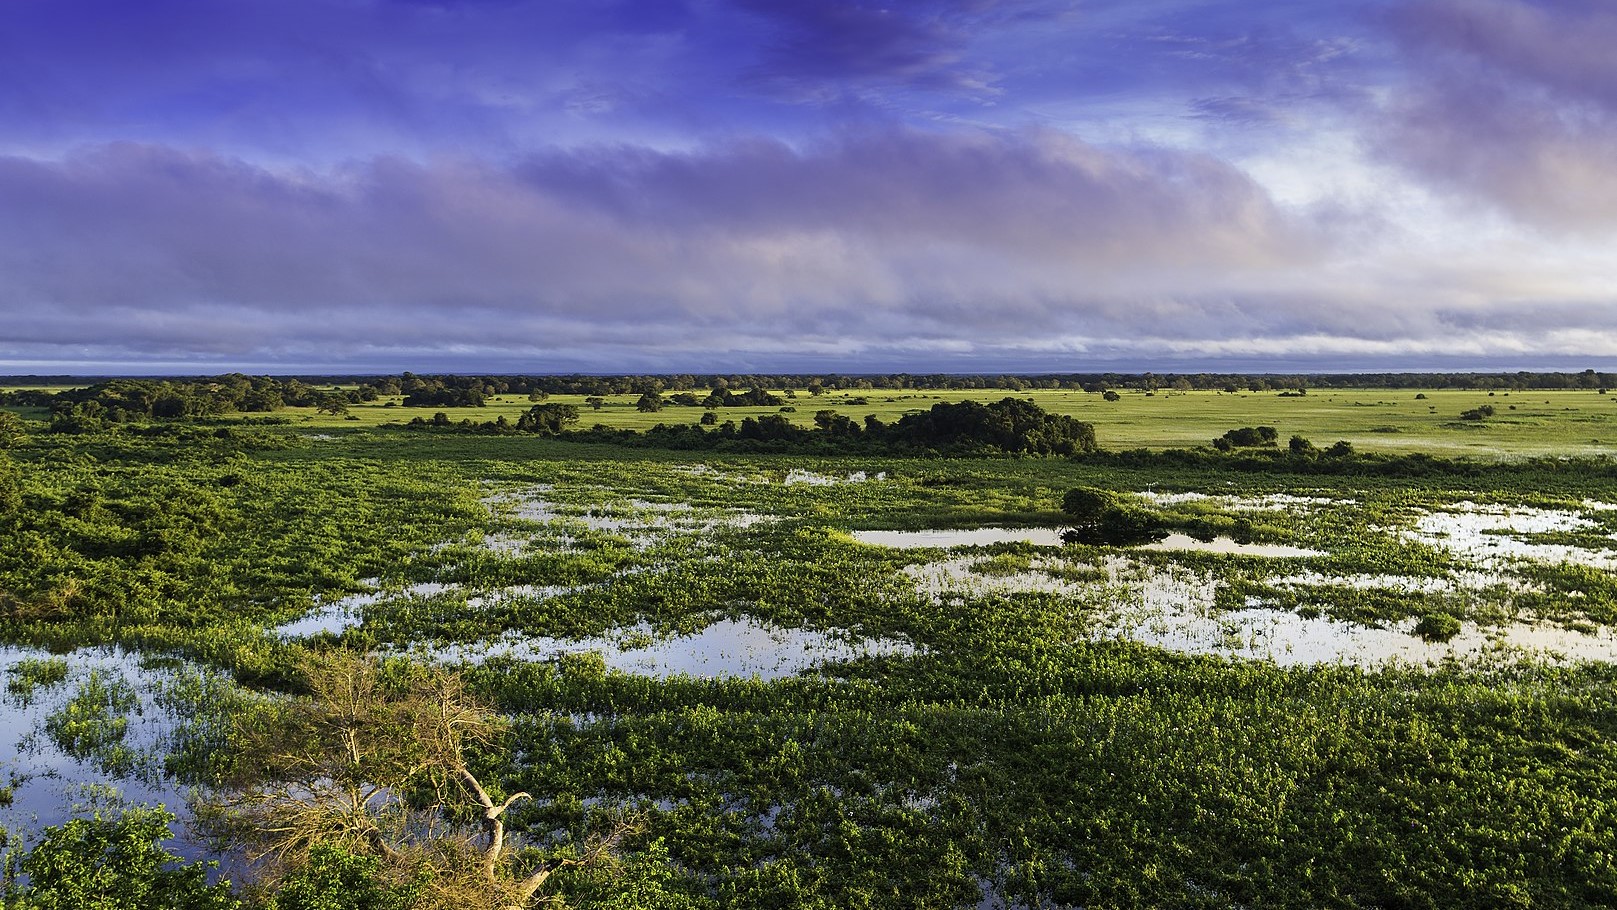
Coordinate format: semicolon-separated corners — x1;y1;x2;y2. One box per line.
130;386;1617;457
13;380;1617;456
4;390;1617;907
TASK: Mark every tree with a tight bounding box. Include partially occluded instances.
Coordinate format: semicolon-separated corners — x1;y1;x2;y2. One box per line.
3;807;239;910
242;389;286;412
201;653;637;910
813;410;860;436
315;398;350;417
584;397;605;411
1213;426;1279;448
515;404;578;435
635;392;663;413
1059;487;1166;546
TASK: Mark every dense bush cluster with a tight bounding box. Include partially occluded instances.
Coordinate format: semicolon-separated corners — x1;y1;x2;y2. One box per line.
1212;426;1279;450
408;397;1098;456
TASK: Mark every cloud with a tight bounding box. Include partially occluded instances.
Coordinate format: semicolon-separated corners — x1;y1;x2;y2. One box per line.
6;1;1617;372
1373;0;1617;229
0;129;1331;367
0;0;712;158
8;125;1614;372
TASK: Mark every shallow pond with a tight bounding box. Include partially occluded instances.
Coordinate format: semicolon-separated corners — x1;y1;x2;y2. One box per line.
484;486;768;550
855;527;1322;557
414;618;916;679
271;581;456;638
904;554;1617;667
1099;560;1617;666
1139;491;1355;511
784;469;884;486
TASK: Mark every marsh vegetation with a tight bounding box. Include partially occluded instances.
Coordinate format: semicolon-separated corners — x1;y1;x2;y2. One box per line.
3;377;1617;907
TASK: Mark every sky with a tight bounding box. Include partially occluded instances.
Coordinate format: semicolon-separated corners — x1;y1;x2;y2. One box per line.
3;0;1617;374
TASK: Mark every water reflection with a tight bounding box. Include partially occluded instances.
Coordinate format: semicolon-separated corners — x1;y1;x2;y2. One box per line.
412;618;915;679
853;527;1322;557
1140;534;1323;558
0;646;205;858
852;528;1066;548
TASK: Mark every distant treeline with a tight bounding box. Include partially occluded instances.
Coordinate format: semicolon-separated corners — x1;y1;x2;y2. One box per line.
409;397;1098;456
7;369;1617;431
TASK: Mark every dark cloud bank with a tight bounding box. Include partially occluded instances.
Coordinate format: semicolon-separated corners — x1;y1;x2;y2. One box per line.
1;128;1329;370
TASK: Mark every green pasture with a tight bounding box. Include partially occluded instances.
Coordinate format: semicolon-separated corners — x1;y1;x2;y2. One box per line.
264;386;1617;457
11;381;1617;456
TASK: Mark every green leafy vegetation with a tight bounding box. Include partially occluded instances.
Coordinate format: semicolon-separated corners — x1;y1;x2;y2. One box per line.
6;656;70;704
0;808;239;909
407;396;1099;457
3;380;1617;906
43;669;145;776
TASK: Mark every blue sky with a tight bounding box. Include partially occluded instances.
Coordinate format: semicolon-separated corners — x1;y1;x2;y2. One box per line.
4;0;1616;373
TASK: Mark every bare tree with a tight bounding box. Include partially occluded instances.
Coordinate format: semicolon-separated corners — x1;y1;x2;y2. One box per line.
199;651;637;909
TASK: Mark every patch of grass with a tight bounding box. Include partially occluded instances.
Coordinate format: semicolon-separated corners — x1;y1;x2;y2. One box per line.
43;668;148;777
1414;612;1463;642
6;656;70;704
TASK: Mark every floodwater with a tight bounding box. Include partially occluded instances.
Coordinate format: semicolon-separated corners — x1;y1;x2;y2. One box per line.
680;465;886;486
287;495;1617;676
1267;569;1523;594
1093;560;1617;666
415;618;915;680
784;469;884;486
1139;491;1355;511
853;527;1068;548
271;581;456;638
0;646;207;857
1100;581;1617;667
854;527;1322;557
1140;534;1323;558
902;552;1617;667
484;486;768;550
1403;502;1617;568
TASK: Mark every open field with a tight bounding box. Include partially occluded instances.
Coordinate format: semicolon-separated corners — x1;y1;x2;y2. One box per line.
13;381;1617;456
190;387;1617;456
12;384;1604;459
4;396;1617;906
